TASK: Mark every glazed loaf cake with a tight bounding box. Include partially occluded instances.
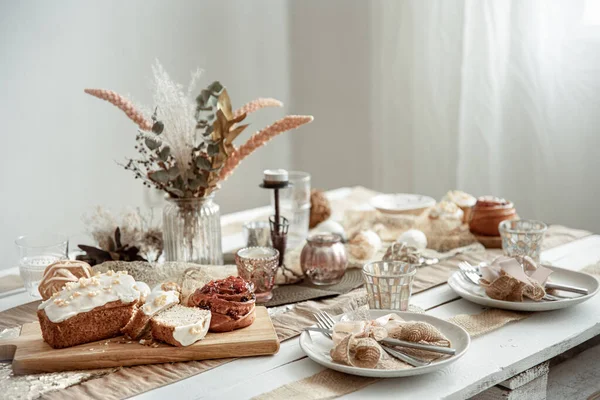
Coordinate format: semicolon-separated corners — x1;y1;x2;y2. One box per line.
151;304;211;347
121;282;180;340
37;270;141;349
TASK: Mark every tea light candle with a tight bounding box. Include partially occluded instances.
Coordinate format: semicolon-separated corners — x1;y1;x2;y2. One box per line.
235;246;280;303
263;169;289;185
237;246;278;259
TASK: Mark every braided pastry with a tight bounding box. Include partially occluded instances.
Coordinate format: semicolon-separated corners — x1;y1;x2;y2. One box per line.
38;260;93;300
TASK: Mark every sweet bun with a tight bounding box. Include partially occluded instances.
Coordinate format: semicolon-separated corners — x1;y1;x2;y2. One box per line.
189;276;256;333
38;260;93;300
208;305;256;333
469;196;517;236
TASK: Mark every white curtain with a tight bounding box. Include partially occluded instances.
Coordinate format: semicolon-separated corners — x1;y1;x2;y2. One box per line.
372;0;600;232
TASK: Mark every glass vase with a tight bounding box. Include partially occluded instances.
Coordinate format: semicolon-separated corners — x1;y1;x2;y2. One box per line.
163;195;223;265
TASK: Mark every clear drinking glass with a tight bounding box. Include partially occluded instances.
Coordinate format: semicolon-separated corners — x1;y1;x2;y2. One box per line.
243;221;272;247
15;233;69;297
499;219;548;264
235;247;280;303
273;171;311;249
163;195;223;265
362;261;417;310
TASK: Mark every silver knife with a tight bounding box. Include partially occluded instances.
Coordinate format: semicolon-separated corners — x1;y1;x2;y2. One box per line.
304;327;456;355
477;264;589;295
545;282;588;295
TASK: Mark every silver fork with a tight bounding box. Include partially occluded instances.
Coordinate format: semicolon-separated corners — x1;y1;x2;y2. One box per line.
457;262;560;301
314;311;431;367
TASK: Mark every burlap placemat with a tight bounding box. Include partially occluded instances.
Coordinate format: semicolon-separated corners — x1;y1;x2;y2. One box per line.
0;225;591;399
253;262;600;400
265;269;365;307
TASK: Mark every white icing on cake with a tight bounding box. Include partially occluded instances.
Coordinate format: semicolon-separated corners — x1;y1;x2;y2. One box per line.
172;312;212;346
134;281;151;303
141;284;180;316
38;270;140;323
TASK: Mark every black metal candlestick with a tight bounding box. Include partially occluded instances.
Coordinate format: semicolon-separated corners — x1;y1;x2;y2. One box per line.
260;174;290;267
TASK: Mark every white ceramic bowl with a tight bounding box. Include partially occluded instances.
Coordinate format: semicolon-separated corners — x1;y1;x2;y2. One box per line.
370;194;436;215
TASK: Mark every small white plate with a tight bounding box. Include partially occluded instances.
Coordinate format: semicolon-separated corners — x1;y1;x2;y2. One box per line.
370;194;436;215
448;266;600;312
299;310;470;378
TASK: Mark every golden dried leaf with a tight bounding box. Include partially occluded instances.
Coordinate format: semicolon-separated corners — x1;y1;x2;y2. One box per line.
218;89;233;120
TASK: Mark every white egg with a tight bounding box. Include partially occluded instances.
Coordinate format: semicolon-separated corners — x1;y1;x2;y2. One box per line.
348;230;382;260
314;220;347;241
397;229;428;249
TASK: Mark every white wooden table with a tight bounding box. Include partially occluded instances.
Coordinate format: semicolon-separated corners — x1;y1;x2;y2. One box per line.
2;188;599;399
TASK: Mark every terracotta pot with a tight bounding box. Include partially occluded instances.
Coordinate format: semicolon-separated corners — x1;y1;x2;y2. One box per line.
469;197;517;236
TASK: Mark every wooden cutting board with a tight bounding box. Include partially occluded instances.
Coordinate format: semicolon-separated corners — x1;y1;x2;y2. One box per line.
0;306;279;375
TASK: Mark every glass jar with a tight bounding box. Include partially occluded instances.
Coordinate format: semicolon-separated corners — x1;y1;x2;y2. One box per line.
300;233;347;285
163;195;223;264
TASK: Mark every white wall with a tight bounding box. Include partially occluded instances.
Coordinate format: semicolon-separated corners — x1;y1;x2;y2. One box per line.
2;1;597;271
0;0;292;270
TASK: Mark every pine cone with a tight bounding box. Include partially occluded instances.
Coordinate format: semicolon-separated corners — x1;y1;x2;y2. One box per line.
309;189;331;228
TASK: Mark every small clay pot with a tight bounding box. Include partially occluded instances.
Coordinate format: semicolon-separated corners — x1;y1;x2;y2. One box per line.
469;196;517;236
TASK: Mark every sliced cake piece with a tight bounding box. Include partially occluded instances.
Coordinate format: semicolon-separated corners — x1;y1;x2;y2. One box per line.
121;282;180;340
150;305;211;347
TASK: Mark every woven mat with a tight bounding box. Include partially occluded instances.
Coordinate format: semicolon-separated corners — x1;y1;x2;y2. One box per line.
266;269;365;307
255;263;600;400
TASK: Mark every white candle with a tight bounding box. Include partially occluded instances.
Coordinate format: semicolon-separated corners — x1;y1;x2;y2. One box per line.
238;247;278;259
263;169;289;184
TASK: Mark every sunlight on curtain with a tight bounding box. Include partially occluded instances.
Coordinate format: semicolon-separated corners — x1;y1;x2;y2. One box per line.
372;0;600;231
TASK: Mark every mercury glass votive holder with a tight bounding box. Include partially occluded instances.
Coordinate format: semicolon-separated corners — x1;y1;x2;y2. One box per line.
362;261;417;311
235;246;280;303
300;233;348;285
499;219;548;264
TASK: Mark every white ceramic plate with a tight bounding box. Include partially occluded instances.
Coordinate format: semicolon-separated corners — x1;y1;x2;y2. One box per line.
448;266;600;311
370;194;436;215
299;310;470;378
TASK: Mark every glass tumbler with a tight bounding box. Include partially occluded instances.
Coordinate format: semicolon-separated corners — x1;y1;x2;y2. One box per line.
362;261;417;310
15;233;69;297
273;171;311;249
499;219;548;264
243;221;271;247
235;246;280;303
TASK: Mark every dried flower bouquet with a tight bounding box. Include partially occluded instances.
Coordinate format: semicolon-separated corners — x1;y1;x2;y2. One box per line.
85;61;313;199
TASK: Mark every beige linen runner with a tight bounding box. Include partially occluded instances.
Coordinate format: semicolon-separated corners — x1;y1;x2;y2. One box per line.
0;186;592;399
